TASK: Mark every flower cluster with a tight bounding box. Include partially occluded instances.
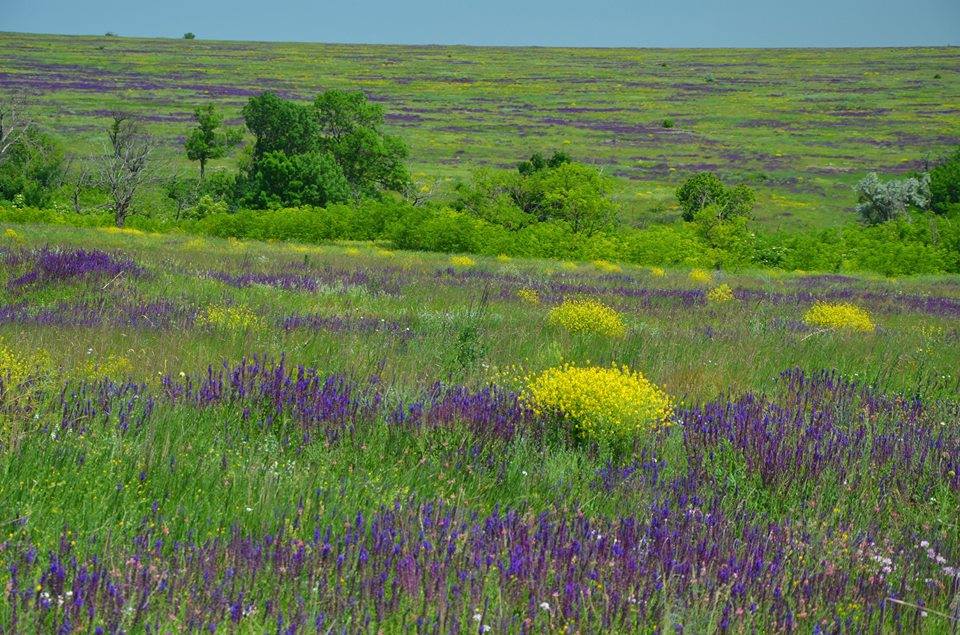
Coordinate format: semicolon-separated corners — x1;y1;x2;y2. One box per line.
516;288;540;305
592;259;622;273
648;266;666;277
689;268;713;284
548;299;626;338
0;341;51;393
522;363;672;447
449;255;477;268
803;301;875;332
707;283;735;303
196;304;263;332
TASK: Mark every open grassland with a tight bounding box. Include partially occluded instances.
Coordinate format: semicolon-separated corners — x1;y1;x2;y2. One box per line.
3;32;959;227
1;223;959;631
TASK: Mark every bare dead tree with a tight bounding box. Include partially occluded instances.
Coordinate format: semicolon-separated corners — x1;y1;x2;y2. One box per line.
0;91;32;165
97;114;156;226
63;154;96;213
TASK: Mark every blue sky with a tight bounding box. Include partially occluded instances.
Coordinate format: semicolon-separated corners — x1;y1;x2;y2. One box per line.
5;0;959;47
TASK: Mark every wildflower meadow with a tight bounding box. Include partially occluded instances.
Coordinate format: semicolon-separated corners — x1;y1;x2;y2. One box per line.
0;222;958;632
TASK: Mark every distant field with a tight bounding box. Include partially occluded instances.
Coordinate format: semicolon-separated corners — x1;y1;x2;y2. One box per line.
2;32;959;227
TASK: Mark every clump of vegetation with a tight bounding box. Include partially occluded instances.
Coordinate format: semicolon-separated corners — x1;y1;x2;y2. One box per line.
854;172;929;225
803;302;875;332
548;298;626;338
516;288;540;304
707;283;735;303
676;172;756;222
196;304;263;332
522;363;673;449
928;147;960;215
449;254;476;267
689;268;713;284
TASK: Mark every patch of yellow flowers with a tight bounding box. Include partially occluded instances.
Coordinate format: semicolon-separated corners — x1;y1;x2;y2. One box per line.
689;268;713;284
76;354;133;380
648;266;666;278
707;284;735;304
592;259;622;273
449;255;477;268
548;299;626;338
522;363;673;447
196;305;263;332
517;288;540;305
803;302;875;332
0;342;52;392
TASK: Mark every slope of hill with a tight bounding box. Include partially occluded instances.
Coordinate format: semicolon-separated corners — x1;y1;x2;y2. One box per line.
2;32;959;227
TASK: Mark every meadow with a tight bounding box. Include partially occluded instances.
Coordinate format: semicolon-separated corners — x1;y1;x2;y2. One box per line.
2;32;959;227
1;222;959;631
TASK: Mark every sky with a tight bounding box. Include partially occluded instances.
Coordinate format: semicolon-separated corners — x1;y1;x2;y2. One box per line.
4;0;960;48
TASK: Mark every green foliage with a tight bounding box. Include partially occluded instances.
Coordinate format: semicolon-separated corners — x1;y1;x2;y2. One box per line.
517;150;571;176
183;32;196;40
239;91;409;207
455;157;617;235
928;147;960;215
0;128;65;208
676;172;755;222
854;172;930;225
238;150;350;209
184;104;240;178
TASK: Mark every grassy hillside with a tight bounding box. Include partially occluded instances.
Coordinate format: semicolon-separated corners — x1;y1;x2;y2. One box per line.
3;32;959;227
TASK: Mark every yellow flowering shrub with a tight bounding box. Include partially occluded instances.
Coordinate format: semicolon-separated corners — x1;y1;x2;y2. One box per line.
592;259;622;273
344;247;362;256
3;228;22;243
496;254;511;263
689;268;713;284
648;266;666;278
803;302;875;332
561;261;579;270
449;255;476;268
517;288;540;305
522;363;673;447
707;284;735;304
184;238;209;251
197;305;263;332
548;299;626;338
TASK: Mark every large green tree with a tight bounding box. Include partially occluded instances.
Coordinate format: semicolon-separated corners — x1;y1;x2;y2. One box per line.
238;91;409;207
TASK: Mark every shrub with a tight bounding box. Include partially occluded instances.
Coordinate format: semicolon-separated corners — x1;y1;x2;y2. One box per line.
854;173;929;225
707;283;735;303
803;302;875;332
928;147;960;214
516;288;540;305
522;363;673;448
689;268;713;284
449;255;476;267
676;172;755;222
662;118;674;128
548;299;626;338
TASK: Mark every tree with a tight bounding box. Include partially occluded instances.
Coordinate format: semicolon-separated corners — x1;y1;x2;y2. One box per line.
532;162;617;234
242;92;319;159
184;104;240;179
238;90;409;208
183;32;196;39
0;127;65;208
0;92;32;166
164;175;200;220
97;114;156;226
854;172;929;225
928;147;960;215
676;172;755;221
313;90;409;198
